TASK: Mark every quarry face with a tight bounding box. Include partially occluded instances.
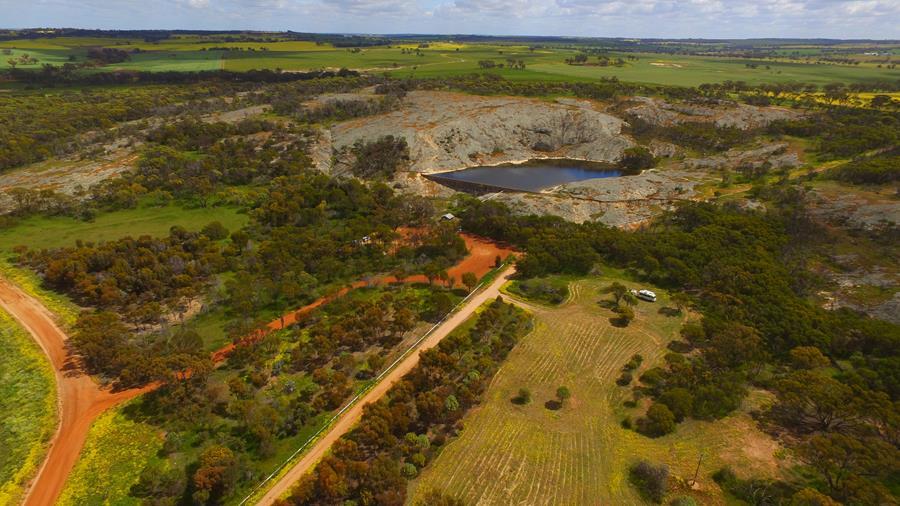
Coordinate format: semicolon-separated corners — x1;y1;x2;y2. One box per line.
314;91;633;174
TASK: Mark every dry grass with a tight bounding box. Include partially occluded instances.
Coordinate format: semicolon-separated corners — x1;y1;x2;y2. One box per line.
409;273;786;505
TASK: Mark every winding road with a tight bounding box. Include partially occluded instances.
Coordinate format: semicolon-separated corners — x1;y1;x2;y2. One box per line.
0;278;152;506
255;264;517;505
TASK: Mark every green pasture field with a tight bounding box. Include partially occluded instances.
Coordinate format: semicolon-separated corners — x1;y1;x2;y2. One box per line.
0;202;249;253
4;35;897;86
0;308;57;505
91;50;224;72
519;53;900;87
410;270;788;504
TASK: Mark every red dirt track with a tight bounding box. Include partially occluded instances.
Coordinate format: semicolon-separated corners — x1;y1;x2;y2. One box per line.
1;232;513;504
0;278;152;506
215;233;514;361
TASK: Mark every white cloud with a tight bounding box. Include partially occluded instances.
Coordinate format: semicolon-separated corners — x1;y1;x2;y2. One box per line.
2;0;898;38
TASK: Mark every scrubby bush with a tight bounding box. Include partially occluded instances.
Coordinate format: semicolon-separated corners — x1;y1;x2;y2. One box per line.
637;403;676;437
658;388;693;422
620;146;657;174
713;467;797;506
200;221;229;240
629;460;669;503
512;388;531;405
623;353;644;371
350;135;409;179
666;340;693;353
508;278;568;304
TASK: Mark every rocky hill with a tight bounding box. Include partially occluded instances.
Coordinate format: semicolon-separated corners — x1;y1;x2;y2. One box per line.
313;91;633;174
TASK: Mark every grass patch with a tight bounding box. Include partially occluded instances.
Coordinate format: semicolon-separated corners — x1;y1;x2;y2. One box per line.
0;257;79;328
0;308;57;505
504;275;572;305
57;403;164;506
410;274;783;504
0;203;249;253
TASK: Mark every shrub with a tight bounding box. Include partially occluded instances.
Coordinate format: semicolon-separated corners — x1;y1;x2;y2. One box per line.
789;488;840;506
616;371;633;386
620;146;657;174
637;403;676;437
789;346;830;370
623;354;644;371
713;466;797;505
658;388;693;422
510;278;568;304
629;460;669;503
200;221;229;240
666;340;693;353
613;304;635;327
639;367;666;387
512;388;531;405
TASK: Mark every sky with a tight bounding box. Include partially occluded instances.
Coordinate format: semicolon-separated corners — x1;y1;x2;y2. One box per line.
3;0;899;39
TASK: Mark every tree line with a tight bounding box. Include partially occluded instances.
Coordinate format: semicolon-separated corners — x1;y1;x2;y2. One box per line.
280;297;531;505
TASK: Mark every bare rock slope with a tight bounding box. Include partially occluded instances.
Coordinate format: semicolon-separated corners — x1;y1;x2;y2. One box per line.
316;91;633;173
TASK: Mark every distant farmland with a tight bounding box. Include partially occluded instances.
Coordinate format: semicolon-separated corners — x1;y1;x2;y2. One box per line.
1;35;898;87
410;274;787;505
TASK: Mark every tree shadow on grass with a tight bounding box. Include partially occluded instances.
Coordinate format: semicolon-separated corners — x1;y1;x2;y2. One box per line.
658;306;681;317
609;316;631;328
597;299;618;310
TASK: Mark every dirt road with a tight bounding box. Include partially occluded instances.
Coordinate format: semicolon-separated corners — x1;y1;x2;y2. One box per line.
0;231;512;503
256;264;517;505
216;233;514;362
0;278;151;506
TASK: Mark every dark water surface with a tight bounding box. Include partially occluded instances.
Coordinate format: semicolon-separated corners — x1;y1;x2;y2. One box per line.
431;160;622;192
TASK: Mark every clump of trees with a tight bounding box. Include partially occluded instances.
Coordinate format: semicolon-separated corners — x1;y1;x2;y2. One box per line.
350;135;410;179
0;84;217;172
20;226;225;322
295;96;401;124
619;146;657;174
86;47;131;64
603;282;637;326
826;149;899;185
627;116;746;152
768;106;899;159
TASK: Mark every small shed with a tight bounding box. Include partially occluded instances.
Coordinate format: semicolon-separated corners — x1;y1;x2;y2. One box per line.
441;213;456;221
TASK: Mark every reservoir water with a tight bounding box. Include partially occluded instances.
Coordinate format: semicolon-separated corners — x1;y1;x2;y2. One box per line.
429;160;623;192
